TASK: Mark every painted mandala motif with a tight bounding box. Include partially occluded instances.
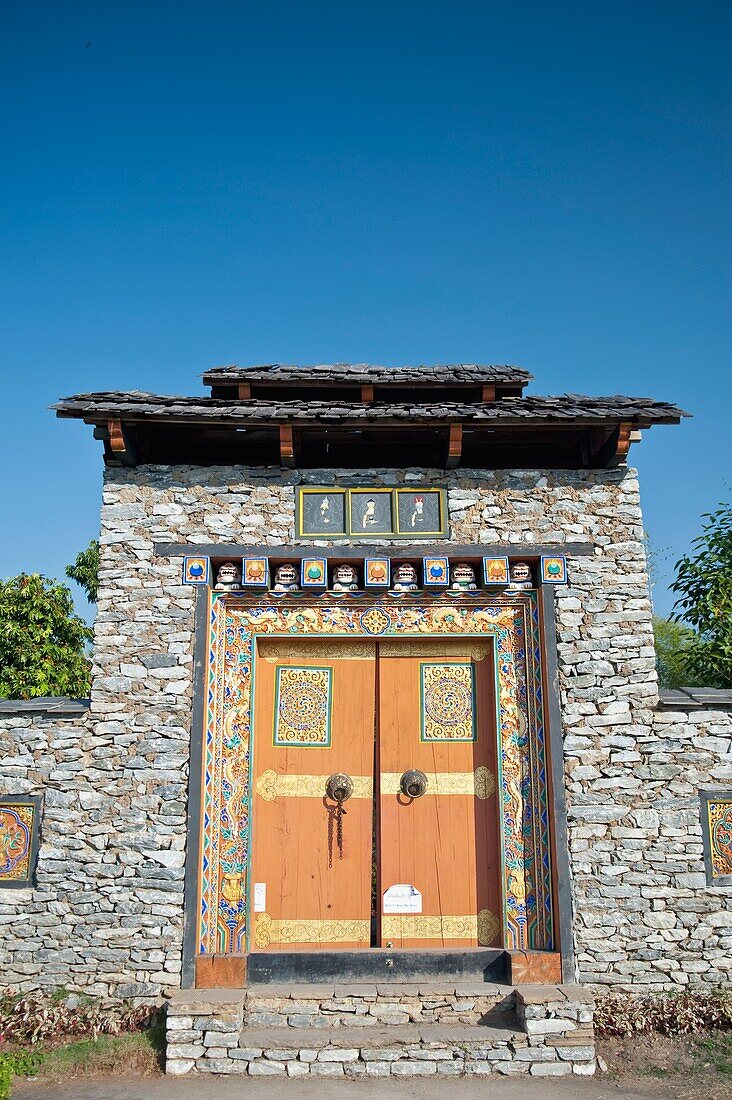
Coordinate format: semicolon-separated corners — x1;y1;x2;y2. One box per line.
420;662;476;741
274;667;332;746
360;607;391;635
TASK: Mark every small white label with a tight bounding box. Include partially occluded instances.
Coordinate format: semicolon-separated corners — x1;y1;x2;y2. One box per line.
253;883;267;912
383;884;422;914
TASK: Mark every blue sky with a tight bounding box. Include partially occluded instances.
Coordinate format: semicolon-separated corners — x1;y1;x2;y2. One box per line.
1;1;729;618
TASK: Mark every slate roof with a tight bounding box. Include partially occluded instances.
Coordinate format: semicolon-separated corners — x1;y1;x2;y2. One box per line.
54;391;687;426
657;687;732;710
0;697;90;716
203;363;533;386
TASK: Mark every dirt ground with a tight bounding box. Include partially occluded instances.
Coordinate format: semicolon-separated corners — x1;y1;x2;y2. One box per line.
11;1031;731;1100
597;1032;732;1100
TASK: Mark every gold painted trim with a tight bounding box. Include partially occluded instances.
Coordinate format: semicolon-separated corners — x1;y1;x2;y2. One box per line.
378;639;492;660
380;766;495;799
258;639;377;662
255;770;373;802
254;912;370;948
382;909;500;946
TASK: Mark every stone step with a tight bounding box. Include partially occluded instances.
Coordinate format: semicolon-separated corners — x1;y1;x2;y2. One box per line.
244;981;515;1028
165;982;597;1078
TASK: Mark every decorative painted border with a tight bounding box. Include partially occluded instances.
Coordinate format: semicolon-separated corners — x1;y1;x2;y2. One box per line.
198;594;554;957
419;661;477;742
273;666;333;747
295;487;449;540
700;790;732;886
0;795;42;889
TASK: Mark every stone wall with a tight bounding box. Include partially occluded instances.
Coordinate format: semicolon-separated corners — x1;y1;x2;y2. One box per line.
1;462;731;998
566;702;732;991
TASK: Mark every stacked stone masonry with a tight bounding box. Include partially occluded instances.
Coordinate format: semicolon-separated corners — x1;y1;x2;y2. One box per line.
164;984;596;1077
1;464;730;998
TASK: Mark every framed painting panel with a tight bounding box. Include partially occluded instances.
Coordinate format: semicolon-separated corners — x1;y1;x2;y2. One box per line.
0;795;42;889
297;489;347;538
395;488;447;537
347;489;394;537
700;790;732;886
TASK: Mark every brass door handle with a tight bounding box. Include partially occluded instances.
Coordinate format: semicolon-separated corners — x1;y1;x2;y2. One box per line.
399;770;429;798
326;773;354;803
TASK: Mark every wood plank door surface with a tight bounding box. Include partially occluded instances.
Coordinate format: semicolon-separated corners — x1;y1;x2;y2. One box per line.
377;639;501;949
250;639;376;951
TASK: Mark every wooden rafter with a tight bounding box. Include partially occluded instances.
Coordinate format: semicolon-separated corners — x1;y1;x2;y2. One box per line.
481;384;496;403
446;423;463;468
279;424;295;467
107;419;136;466
361;384;375;404
237;383;252;400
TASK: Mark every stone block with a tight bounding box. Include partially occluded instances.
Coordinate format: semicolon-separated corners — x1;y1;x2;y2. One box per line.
530;1062;573;1075
165;1058;194;1076
165;1043;204;1060
310;1063;346;1077
391;1061;437;1075
317;1048;359;1062
365;1061;392;1076
248;1061;287;1075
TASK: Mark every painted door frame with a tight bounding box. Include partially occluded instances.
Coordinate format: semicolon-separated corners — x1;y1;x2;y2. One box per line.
181;586;575;985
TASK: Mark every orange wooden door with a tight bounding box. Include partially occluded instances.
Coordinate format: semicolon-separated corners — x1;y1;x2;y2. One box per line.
250;639;376;951
377;640;501;949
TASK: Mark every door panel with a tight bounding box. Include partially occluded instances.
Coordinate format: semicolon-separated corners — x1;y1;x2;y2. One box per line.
377;639;501;948
250;639;376;950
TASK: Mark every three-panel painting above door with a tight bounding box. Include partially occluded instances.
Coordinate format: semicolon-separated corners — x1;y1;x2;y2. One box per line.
196;592;556;972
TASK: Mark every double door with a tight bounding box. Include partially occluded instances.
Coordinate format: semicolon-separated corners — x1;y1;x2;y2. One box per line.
250;637;500;951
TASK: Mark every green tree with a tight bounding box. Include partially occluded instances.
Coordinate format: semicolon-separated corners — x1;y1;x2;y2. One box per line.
653;616;699;689
65;539;99;603
0;574;92;699
671;502;732;689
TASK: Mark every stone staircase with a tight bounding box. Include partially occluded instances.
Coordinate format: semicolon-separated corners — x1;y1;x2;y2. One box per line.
165;981;596;1078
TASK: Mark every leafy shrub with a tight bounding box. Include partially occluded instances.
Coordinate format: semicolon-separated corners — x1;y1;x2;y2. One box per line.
0;1050;44;1100
0;988;158;1046
595;990;732;1038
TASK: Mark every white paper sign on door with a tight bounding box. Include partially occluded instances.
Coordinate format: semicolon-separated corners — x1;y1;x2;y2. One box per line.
253;883;267;912
383;884;422;914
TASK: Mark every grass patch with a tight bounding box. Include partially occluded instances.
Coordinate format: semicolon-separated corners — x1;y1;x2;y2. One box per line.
1;1022;165;1097
697;1032;732;1079
38;1022;166;1080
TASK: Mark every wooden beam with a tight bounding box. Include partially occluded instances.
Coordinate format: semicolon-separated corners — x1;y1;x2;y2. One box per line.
237;383;251;400
361;384;375;404
279;424;295;467
155;540;596;559
608;421;633;467
446;423;463;468
481;384;496;403
107;419;136;466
